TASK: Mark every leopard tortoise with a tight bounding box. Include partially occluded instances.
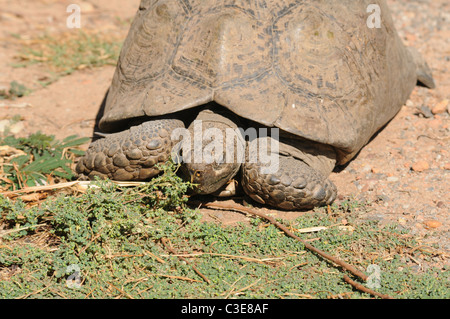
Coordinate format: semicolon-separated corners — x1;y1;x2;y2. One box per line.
76;0;435;210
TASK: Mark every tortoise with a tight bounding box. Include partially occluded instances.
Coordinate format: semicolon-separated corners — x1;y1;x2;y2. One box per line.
76;0;435;210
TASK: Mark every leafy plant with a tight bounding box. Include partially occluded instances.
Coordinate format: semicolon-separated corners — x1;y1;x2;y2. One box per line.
1;184;448;298
0;81;32;100
0;132;89;190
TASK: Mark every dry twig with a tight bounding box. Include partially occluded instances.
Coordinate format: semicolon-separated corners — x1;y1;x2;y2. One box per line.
147;273;202;283
198;200;368;281
343;275;393;299
197;200;397;299
161;238;210;284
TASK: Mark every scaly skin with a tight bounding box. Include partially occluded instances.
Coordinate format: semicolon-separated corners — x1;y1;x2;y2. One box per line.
242;151;337;210
76;119;184;180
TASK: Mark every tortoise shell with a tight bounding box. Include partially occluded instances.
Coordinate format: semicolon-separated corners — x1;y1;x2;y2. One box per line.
100;0;417;164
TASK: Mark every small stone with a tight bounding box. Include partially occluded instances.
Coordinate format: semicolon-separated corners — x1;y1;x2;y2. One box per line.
0;119;24;134
432;99;449;115
423;220;442;229
411;160;429;172
417;106;434;118
371;167;381;174
387;176;399;182
443;163;450;170
9;121;25;134
376;195;389;202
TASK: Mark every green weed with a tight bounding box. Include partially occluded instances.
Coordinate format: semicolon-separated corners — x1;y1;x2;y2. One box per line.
0;81;32;100
0;132;89;190
14;31;123;76
0;178;447;298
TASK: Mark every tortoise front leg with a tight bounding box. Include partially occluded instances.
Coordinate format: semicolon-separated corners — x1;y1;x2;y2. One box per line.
76;119;185;181
241;137;337;210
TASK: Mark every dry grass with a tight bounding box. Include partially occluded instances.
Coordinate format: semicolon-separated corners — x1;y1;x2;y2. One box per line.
13;30;124;78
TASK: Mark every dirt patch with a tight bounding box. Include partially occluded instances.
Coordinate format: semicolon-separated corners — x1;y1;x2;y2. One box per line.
0;0;448;253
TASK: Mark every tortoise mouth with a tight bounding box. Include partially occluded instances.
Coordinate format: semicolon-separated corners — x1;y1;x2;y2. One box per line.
181;161;239;195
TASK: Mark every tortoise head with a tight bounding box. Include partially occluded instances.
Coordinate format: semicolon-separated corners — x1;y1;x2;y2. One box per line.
182;159;239;195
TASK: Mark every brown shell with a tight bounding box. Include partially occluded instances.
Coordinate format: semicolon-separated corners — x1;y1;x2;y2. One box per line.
100;0;417;164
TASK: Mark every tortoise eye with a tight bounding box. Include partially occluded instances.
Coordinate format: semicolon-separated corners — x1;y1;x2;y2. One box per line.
195;171;202;178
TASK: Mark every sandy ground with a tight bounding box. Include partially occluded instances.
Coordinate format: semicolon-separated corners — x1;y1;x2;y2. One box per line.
0;1;448;255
